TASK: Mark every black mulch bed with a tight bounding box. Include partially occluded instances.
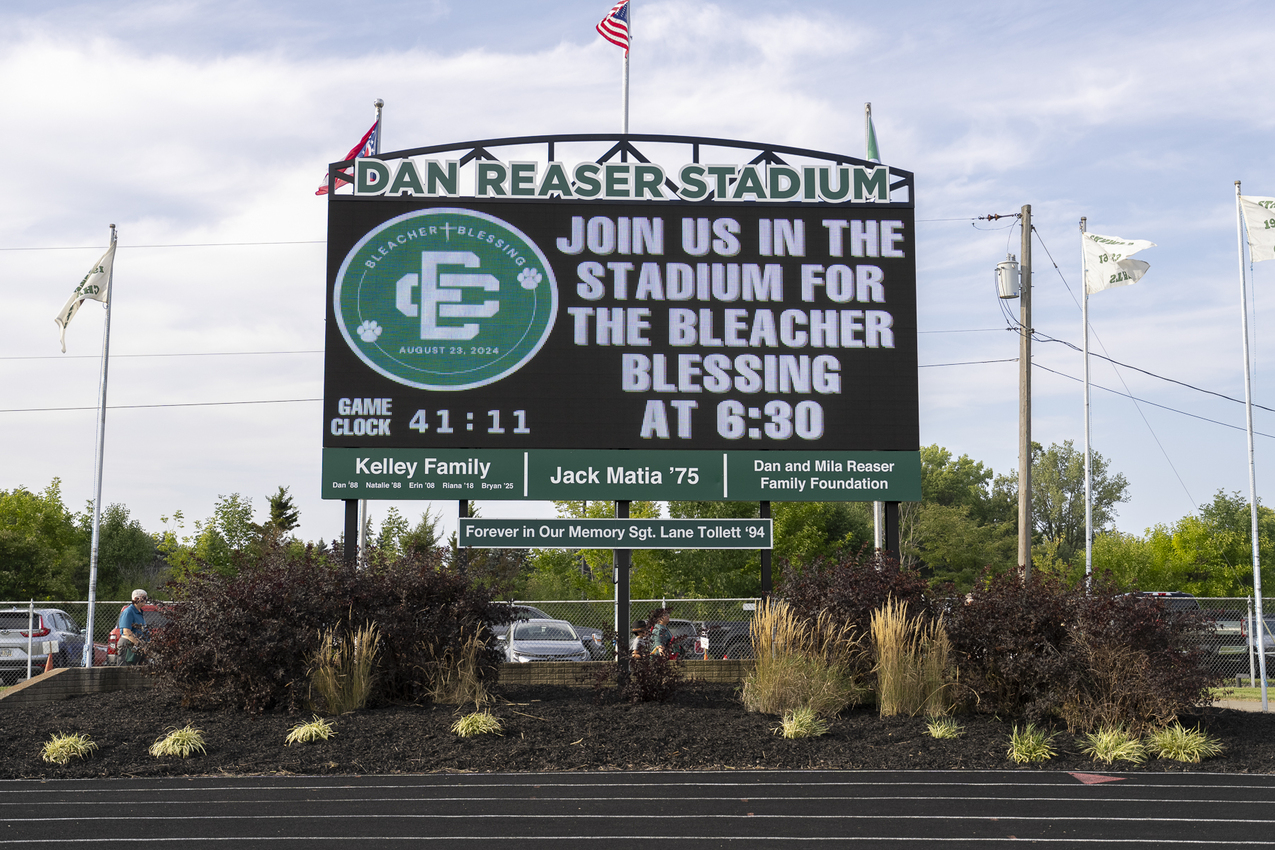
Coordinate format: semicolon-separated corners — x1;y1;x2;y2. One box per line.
4;681;1275;779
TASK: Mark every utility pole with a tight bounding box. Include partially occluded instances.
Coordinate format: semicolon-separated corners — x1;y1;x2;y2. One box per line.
1018;204;1033;581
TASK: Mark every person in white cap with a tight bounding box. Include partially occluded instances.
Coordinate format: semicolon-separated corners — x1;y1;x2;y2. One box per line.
117;589;149;665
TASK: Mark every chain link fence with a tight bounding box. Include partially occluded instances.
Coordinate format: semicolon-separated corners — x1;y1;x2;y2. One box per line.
507;598;760;661
0;600;134;686
4;595;1272;687
1195;597;1275;685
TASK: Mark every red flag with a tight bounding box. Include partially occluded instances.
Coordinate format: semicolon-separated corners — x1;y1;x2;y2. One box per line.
315;120;379;196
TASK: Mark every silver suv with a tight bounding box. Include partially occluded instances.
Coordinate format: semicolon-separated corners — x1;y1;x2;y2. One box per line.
0;608;92;684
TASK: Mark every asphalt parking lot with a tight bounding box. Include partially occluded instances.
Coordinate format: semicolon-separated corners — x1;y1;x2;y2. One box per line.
4;769;1275;848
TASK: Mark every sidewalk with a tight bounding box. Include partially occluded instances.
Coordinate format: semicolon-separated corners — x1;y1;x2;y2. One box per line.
1214;698;1270;712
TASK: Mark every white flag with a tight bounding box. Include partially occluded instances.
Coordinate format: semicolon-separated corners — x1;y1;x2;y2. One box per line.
54;242;115;352
1239;195;1275;262
1082;231;1154;295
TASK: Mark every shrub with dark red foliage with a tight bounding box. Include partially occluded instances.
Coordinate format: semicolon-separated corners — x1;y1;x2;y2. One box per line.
944;570;1222;729
148;542;506;713
779;545;937;633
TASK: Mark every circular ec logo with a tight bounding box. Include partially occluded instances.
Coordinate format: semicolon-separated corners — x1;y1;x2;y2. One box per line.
334;208;558;390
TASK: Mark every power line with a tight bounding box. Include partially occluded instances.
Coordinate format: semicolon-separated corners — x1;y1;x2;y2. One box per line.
0;240;324;251
0;398;320;414
1034;362;1275;440
1;350;323;361
1033;332;1275;414
920;358;1017;367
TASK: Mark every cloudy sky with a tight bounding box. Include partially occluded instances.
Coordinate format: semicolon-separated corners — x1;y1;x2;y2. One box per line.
3;0;1274;551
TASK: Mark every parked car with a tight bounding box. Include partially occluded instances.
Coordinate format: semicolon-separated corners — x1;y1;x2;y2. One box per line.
0;608;102;681
494;605;607;659
505;619;589;662
570;623;610;660
1126;591;1200;612
703;620;753;659
105;603;170;665
667;618;702;658
490;604;552;641
1241;613;1275;654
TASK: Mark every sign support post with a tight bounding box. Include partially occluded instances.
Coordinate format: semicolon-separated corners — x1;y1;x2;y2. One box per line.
760;501;772;597
614;500;630;681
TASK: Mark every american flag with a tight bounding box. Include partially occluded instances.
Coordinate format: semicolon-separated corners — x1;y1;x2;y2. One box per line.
315;120;380;196
596;0;630;53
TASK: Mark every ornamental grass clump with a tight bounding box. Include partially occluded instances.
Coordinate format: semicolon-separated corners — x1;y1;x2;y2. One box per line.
149;725;207;758
420;627;490;706
309;622;380;714
1080;725;1147;765
774;705;831;739
41;732;97;765
1146;722;1225;763
926;717;964;740
285;716;336;746
1007;723;1056;764
871;597;951;717
742;598;867;718
451;711;503;737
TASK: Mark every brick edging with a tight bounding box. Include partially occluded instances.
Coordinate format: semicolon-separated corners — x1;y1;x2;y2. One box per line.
0;667;153;707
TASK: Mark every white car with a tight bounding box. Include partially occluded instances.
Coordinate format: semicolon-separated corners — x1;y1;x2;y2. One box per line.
0;608;96;683
505;619;589;663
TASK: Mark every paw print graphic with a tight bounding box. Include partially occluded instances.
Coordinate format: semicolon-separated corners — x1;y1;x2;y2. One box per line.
518;267;543;290
357;320;383;343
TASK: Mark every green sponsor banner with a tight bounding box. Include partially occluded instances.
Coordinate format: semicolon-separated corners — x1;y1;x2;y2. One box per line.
528;450;723;499
726;451;921;501
460;518;772;549
322;448;920;501
322;448;525;499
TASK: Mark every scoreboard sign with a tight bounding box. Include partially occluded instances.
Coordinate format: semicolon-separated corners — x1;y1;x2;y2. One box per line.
322;134;920;502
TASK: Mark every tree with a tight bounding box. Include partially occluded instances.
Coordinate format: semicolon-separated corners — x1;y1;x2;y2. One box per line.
264;486;300;535
400;507;443;558
1029;440;1129;564
900;446;1016;589
373;506;411;553
160;494;258;579
522;501;661;600
659;501;763;597
0;479;80;599
74;502;161;598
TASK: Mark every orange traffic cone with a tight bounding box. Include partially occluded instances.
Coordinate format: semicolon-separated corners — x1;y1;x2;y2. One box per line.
43;652;54;674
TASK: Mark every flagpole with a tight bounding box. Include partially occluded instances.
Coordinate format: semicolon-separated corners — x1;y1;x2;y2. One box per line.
358;97;383;567
1081;218;1094;584
1236;180;1269;711
622;2;631;134
865;103;871;159
82;224;116;667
